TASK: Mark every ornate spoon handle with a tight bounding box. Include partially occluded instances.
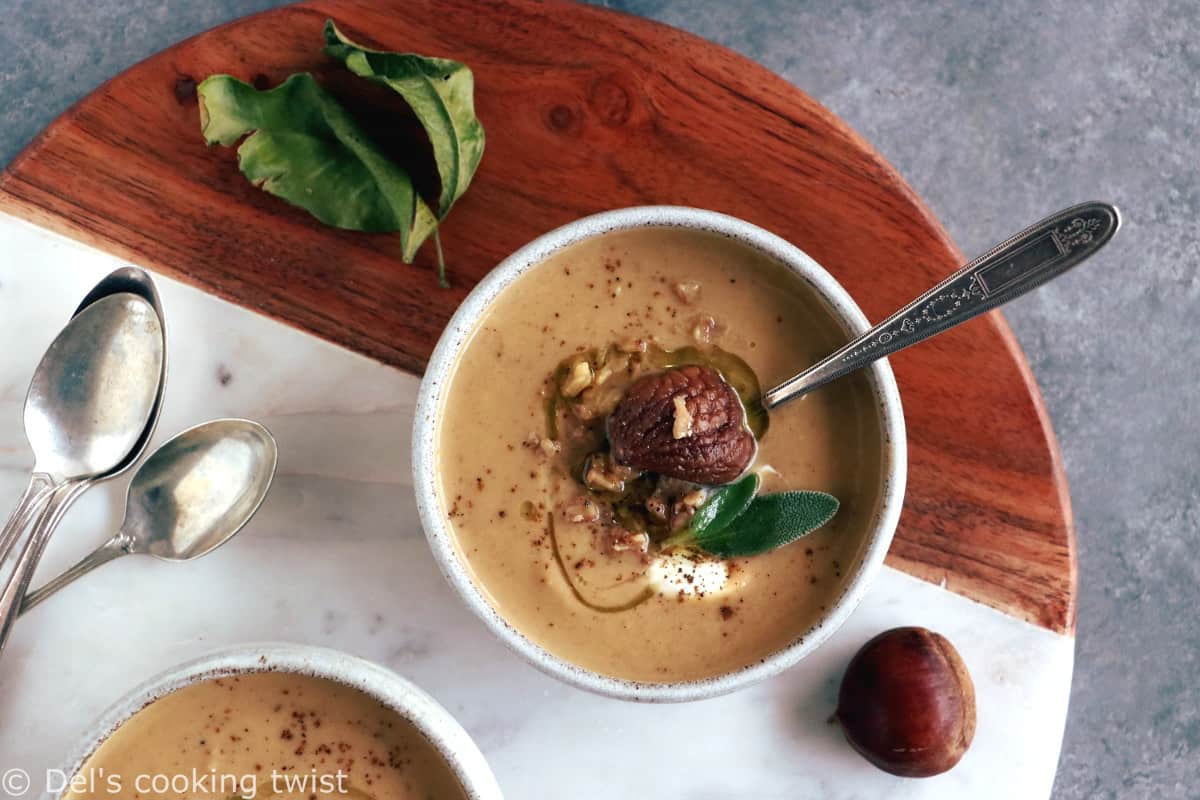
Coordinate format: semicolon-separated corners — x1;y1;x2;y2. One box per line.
763;201;1121;409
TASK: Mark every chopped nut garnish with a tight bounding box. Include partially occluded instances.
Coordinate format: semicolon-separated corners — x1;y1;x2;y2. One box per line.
539;438;562;456
561;359;593;397
674;281;702;304
605;529;650;554
570;399;601;422
595;353;629;385
692;315;720;344
669;503;697;532
669;489;709;531
583;452;641;493
671;395;694;439
645;490;669;521
561;497;600;523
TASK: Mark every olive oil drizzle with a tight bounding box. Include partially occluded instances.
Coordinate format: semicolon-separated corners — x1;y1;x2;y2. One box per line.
546;513;655;614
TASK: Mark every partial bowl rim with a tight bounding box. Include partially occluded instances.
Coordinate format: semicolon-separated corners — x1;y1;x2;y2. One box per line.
413;206;907;702
50;643;503;800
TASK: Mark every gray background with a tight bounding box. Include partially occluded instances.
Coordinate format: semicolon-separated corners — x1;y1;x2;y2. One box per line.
0;1;1193;797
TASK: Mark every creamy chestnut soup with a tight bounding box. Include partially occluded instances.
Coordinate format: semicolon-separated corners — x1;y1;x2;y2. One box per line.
65;673;466;800
438;227;884;683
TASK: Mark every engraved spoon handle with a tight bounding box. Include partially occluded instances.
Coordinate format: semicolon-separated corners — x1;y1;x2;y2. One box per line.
763;201;1121;409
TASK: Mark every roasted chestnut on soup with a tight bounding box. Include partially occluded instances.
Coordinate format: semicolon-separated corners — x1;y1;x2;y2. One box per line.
608;364;756;485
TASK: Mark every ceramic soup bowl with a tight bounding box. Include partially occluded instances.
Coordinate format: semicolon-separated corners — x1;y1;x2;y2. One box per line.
52;644;502;799
414;207;906;702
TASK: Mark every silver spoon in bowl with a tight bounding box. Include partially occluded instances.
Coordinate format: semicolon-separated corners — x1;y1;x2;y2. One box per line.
763;201;1121;408
19;419;278;614
0;291;166;651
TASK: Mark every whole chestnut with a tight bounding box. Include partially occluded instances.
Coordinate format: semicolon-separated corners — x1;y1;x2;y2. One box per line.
834;626;976;778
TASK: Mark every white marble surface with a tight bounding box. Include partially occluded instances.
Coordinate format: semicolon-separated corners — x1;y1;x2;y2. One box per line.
0;214;1074;799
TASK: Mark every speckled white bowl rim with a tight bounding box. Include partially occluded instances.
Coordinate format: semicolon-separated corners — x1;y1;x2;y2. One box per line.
50;643;503;800
414;206;907;703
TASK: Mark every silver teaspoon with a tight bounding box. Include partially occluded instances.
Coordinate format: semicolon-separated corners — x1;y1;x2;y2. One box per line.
763;201;1121;408
20;419;278;614
71;268;169;481
0;269;167;540
0;293;165;651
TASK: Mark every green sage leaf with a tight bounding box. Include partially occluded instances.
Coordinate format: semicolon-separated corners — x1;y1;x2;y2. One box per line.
323;20;486;218
197;72;438;262
689;473;759;538
693;491;839;558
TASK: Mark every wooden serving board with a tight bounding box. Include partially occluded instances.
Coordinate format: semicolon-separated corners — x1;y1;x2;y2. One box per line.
0;0;1074;633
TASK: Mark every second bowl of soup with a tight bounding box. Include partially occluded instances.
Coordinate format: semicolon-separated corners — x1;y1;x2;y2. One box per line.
414;207;906;701
55;644;502;799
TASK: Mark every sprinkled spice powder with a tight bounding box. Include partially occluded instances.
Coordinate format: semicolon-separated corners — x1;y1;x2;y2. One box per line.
62;673;468;800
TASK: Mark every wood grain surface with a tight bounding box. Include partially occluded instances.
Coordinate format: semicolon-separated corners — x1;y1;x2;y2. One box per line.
0;0;1075;633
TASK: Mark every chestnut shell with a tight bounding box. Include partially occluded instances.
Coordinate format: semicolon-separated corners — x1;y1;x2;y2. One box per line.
835;626;976;778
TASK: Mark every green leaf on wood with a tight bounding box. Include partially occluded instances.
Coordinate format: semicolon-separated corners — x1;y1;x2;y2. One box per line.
198;72;439;262
323;20;486;219
197;20;486;287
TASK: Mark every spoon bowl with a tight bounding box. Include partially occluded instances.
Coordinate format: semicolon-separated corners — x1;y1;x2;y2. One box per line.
128;419;277;561
72;268;168;479
74;267;163;319
20;419;278;613
23;293;164;482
